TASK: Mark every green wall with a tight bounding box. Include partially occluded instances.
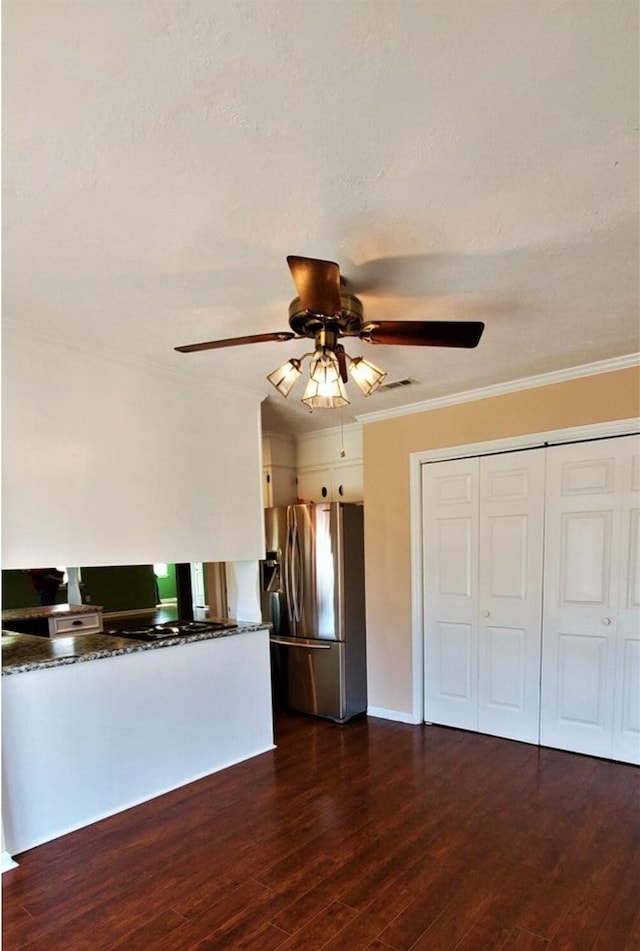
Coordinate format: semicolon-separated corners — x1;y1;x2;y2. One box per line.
2;570;65;609
80;566;157;613
1;566;160;613
2;564;207;613
156;564;177;601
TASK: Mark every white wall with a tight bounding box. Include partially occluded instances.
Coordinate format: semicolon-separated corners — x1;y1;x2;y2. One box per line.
2;326;265;567
225;561;262;623
2;630;274;854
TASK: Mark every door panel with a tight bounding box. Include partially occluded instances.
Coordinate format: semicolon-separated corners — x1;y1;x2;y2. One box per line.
556;632;608;726
486;515;527;599
541;436;639;763
438;519;474;596
612;441;640;763
423;450;544;740
561;512;612;604
263;506;292;636
286;639;346;721
478;450;545;743
423;458;479;730
437;621;474;701
485;625;526;712
619;639;640;734
293;503;339;639
562;457;615;494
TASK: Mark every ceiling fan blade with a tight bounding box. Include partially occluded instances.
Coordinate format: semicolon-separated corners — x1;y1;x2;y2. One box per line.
360;321;484;348
287;255;342;316
335;345;349;384
175;331;295;353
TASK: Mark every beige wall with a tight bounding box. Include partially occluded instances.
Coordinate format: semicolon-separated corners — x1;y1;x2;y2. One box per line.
363;366;640;718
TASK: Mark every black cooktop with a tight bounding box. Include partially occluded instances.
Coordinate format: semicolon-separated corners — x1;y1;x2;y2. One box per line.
108;619;238;640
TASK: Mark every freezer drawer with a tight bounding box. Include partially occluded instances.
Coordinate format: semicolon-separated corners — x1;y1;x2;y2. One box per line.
271;636;366;723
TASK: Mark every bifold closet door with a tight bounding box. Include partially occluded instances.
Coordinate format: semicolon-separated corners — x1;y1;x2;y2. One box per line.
541;435;640;764
477;449;545;743
423;456;480;731
423;449;545;742
613;438;640;763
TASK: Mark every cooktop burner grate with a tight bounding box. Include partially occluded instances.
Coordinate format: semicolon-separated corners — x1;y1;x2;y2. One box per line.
109;619;238;640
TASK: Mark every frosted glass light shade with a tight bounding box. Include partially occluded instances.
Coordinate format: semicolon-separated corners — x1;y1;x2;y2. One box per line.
268;347;386;409
349;356;387;396
301;374;349;409
266;358;303;398
302;350;349;409
309;350;340;384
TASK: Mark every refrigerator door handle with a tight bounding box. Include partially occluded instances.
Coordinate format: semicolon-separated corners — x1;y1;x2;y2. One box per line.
292;508;303;623
270;636;332;650
284;507;295;626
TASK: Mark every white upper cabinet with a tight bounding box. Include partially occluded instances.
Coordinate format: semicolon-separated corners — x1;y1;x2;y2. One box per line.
296;462;364;503
296;425;364;503
262;433;297;507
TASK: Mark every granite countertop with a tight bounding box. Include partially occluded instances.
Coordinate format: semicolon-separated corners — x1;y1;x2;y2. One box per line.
2;622;270;675
1;603;103;622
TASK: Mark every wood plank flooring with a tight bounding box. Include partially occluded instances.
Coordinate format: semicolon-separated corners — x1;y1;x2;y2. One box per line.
3;713;639;951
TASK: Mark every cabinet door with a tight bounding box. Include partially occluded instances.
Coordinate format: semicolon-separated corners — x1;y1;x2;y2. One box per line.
423;457;480;730
477;450;545;744
263;465;297;507
540;436;639;763
270;466;297;506
296;466;332;503
332;462;363;502
263;466;274;508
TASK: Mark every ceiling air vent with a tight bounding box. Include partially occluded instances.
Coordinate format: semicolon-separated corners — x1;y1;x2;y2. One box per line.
378;377;416;392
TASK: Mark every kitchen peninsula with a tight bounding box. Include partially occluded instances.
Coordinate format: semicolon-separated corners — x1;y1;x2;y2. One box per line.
2;622;273;858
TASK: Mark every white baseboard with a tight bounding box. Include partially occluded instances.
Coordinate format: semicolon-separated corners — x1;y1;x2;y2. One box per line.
367;706;422;725
2;851;18;873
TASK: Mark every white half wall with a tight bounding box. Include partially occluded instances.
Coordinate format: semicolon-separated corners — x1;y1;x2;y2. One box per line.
2;327;265;567
2;630;274;854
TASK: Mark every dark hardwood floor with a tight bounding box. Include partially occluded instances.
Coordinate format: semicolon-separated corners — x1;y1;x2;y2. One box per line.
3;713;639;951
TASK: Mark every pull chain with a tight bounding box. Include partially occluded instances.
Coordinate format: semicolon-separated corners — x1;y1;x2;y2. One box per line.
340;409;346;457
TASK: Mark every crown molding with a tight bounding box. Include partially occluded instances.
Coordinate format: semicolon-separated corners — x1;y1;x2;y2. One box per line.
2;319;264;404
294;421;363;445
356;353;640;425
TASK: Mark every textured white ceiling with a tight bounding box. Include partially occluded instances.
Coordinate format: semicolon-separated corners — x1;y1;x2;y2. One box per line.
3;0;638;434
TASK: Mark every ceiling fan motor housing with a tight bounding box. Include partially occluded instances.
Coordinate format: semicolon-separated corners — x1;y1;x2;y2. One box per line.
287;293;364;339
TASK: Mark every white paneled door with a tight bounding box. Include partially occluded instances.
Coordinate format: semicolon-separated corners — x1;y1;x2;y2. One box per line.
423;457;480;731
423;449;545;743
541;435;640;763
423;433;639;763
477;450;545;743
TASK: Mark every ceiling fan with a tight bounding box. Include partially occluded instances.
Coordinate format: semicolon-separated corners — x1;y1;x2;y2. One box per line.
176;255;484;409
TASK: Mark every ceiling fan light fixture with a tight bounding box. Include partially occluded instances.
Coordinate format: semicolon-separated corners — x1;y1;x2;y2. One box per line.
308;349;340;385
266;358;303;398
349;356;388;396
301;373;350;410
177;255;485;415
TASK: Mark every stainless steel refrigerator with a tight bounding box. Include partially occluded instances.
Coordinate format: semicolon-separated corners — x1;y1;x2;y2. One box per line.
261;502;367;723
